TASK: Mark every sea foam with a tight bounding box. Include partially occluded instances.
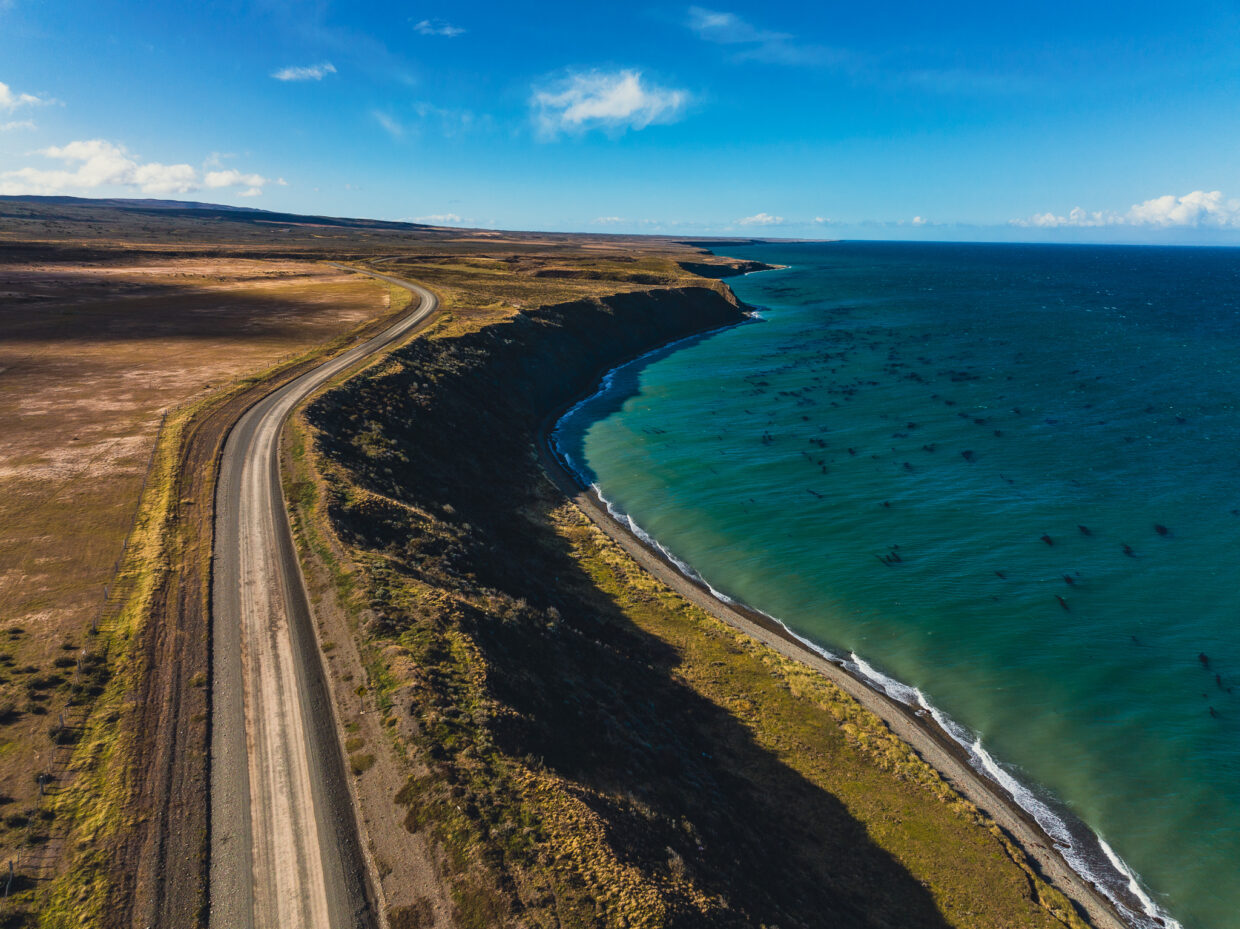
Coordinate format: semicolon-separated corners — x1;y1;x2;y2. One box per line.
550;319;1184;929
571;461;1179;927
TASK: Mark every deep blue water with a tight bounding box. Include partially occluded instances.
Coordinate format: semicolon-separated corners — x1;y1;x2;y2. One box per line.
554;242;1240;929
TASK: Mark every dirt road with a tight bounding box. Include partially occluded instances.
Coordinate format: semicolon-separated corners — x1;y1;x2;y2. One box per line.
210;267;438;929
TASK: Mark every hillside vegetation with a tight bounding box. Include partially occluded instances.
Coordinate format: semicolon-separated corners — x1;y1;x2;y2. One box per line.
295;256;1091;929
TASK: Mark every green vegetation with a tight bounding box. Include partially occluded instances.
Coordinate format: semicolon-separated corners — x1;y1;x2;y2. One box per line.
294;259;1093;928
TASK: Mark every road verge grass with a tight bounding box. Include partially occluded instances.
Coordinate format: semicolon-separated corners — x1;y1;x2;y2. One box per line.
32;273;413;928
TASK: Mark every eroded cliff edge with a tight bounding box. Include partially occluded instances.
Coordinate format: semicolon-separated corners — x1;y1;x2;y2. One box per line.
296;277;1093;929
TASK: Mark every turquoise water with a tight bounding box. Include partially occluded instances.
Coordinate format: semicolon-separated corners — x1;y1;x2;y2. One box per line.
554;242;1240;929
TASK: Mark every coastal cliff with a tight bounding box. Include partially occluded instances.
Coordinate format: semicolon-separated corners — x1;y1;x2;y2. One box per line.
297;275;1093;929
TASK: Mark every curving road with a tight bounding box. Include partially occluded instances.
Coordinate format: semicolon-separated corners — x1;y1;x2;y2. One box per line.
210;266;437;929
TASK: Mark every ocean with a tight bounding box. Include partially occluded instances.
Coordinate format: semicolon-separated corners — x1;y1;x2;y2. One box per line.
552;242;1240;929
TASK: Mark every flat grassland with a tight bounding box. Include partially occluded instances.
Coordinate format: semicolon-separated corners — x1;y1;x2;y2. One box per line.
0;251;400;885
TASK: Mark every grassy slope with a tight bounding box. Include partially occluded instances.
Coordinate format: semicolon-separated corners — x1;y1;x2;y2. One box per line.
295;259;1091;929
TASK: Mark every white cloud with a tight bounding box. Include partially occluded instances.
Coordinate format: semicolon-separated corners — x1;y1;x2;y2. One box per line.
271;62;337;81
239;187;263;197
1124;190;1240;227
1;119;34;131
204;168;269;189
0;140;197;195
532;69;688;138
413;18;465;37
592;216;626;224
812;216;833;224
1016;206;1111;228
373;110;404;138
0;139;275;197
1014;190;1240;229
912;215;927;225
131;161;198;194
414;212;464;224
688;7;787;46
737;212;784;225
0;80;51;112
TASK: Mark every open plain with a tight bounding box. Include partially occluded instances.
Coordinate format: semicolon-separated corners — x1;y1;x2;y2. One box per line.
0;251;408;881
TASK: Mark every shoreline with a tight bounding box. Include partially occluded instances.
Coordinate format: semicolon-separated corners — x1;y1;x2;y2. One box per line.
534;282;1148;929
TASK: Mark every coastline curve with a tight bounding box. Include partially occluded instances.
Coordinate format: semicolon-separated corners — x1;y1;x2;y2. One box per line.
538;267;1168;929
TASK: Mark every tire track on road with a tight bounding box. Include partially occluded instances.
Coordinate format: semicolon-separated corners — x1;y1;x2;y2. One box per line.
210;267;437;929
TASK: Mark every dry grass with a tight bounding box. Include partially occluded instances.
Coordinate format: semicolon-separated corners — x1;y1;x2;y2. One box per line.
379;253;726;333
0;194;758;921
298;263;1092;929
0;257;398;871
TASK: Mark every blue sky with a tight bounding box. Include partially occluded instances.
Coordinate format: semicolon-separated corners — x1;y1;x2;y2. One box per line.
2;0;1240;242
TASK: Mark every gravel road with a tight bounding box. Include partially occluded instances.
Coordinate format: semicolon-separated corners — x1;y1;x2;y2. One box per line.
210;267;437;929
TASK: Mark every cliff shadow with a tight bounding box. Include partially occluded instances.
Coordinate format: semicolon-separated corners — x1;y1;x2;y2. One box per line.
310;295;960;928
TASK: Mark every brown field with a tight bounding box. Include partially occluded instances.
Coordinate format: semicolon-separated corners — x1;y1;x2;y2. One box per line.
0;255;402;867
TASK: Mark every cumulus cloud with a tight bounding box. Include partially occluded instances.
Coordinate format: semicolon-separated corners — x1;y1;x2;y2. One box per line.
737;212;784;225
1017;207;1109;228
532;69;688;137
912;215;927;225
414;212;464;224
1;119;34;131
0;139;275;197
204;168;269;189
0;80;51;112
592;216;626;224
1125;190;1240;226
0;140;197;195
1014;190;1240;229
271;62;337;81
413;18;465;36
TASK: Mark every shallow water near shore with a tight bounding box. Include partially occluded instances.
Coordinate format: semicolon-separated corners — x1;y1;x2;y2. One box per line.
554;242;1240;929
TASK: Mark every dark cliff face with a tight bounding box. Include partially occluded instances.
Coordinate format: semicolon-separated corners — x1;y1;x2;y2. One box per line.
304;285;957;929
467;284;744;429
676;260;775;279
312;285;744;532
